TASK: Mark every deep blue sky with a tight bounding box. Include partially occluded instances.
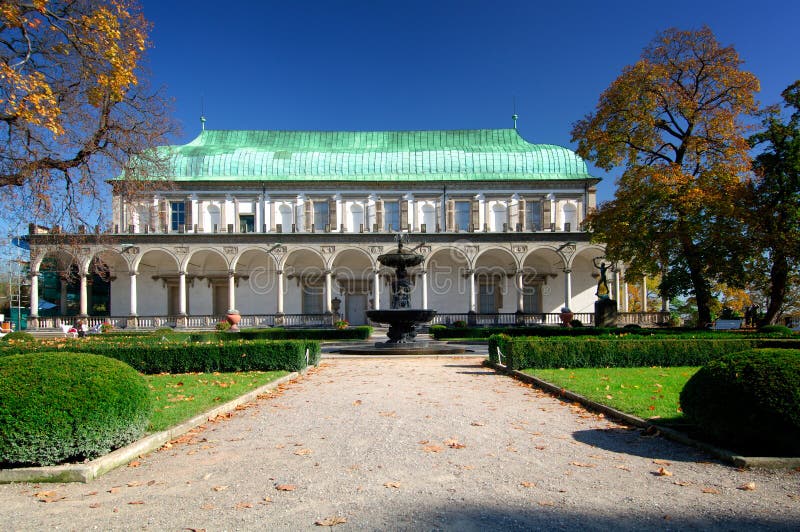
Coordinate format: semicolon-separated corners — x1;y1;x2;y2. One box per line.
141;0;799;203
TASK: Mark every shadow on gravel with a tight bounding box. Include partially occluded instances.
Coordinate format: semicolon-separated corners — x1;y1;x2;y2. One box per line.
571;428;713;463
455;370;497;375
411;505;792;531
443;364;485;369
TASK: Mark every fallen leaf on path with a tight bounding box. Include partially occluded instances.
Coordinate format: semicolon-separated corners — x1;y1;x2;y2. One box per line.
212;485;228;492
315;516;347;526
200;503;216;510
353;400;362;406
128;460;141;468
276;484;297;491
294;448;313;456
418;440;430;445
445;438;466;449
384;481;401;488
379;411;396;417
88;503;101;508
655;468;673;477
128;500;145;505
673;480;691;486
738;482;756;491
653;459;671;466
108;487;121;494
127;481;142;487
423;445;443;453
570;462;596;468
235;502;253;509
520;481;535;488
535;446;547;451
702;487;720;494
615;465;630;472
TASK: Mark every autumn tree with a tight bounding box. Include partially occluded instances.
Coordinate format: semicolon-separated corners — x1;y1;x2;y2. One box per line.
746;81;800;325
571;27;759;328
0;0;174;231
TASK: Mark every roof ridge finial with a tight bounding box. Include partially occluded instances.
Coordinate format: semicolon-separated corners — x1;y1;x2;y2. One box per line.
200;95;206;132
512;96;518;129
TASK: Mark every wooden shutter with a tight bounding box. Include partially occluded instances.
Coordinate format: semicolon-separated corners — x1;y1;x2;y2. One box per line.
328;198;337;231
446;199;455;232
518;199;527;230
305;199;313;231
542;200;551;230
376;199;384;231
400;200;408;230
159;199;169;231
184;198;193;228
471;199;480;231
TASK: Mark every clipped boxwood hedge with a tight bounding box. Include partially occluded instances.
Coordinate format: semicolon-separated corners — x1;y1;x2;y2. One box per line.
0;352;152;466
0;339;321;374
680;349;800;456
190;326;372;342
488;334;759;370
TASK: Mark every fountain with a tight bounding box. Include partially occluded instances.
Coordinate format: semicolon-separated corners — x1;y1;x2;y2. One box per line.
338;236;465;355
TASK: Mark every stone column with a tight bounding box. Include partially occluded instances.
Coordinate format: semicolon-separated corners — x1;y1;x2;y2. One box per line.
79;274;88;316
276;270;284;314
228;269;236;312
613;269;621;303
373;270;381;310
516;270;524;313
324;270;333;313
622;279;629;312
563;268;572;310
178;270;187;315
60;278;68;315
421;270;428;309
129;271;138;316
641;276;648;312
29;271;39;318
468;269;476;313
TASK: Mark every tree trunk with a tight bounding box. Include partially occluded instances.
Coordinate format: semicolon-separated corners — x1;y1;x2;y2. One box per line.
678;227;713;329
760;252;789;326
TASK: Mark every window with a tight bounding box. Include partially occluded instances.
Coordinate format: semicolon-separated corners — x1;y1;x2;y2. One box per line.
522;283;541;313
526;201;541;231
239;214;254;233
421;204;436;231
207;205;221;232
350;204;364;232
384;201;399;231
478;282;500;313
562;203;578;231
302;283;323;314
279;204;293;230
170;201;185;231
314;201;329;230
491;204;507;232
454;201;471;231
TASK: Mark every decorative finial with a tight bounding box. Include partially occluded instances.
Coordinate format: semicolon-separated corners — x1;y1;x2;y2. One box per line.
201;115;206;131
512;113;518;129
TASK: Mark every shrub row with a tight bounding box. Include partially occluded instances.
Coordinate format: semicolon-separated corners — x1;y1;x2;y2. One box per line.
681;349;800;456
487;334;760;370
190;326;372;342
0;339;321;374
430;324;793;340
0;352;152;466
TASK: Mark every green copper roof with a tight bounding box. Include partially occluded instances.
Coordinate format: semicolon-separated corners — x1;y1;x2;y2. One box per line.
163;129;593;182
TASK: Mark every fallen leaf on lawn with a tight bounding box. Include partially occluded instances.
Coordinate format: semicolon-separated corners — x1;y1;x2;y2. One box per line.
655;468;673;477
520;481;535;488
738;482;756;491
212;485;229;492
235;502;253;509
315;516;347;526
423;445;443;453
570;461;596;468
702;487;720;494
384;481;401;488
276;484;296;491
128;500;145;505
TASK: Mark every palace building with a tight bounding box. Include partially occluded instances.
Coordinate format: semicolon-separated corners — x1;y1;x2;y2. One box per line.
26;127;650;330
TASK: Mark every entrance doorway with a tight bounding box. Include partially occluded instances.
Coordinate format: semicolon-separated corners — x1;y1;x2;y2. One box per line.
346;293;367;325
213;284;229;315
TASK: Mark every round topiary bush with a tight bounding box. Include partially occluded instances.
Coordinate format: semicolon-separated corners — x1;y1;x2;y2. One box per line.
0;352;153;466
758;324;793;336
680;349;800;455
0;330;35;342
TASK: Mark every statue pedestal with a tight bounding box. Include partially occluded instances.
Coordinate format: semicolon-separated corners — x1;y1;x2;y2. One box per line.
595;298;618;328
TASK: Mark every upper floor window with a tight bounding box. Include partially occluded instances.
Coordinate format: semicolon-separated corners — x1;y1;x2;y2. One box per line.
527;201;541;231
170;201;185;231
239;214;254;233
454;201;471;231
562;203;578;231
207;205;221;232
314;201;329;230
384;200;399;231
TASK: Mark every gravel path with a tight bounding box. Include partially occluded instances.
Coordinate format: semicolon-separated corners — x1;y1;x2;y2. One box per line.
2;357;799;531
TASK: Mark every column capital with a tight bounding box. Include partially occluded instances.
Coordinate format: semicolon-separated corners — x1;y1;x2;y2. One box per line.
179;270;187;276
562;268;572;274
130;270;139;277
228;269;235;277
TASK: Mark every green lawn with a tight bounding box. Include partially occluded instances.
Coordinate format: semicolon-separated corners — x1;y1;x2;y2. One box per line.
522;366;700;422
145;370;288;432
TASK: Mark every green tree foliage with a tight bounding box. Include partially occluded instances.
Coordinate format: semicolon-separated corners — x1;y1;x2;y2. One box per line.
571;27;759;328
747;81;800;325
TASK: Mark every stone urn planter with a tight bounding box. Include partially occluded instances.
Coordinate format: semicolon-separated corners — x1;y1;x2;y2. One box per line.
559;308;573;327
226;310;241;331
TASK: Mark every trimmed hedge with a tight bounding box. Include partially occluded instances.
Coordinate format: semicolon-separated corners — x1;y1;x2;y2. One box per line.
0;339;321;374
0;331;35;342
0;352;152;466
488;334;759;370
190;326;372;342
430;325;768;340
680;349;800;456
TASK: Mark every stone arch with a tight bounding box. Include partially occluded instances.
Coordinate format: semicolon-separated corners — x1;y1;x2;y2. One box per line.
521;247;567;314
283;248;327;315
331;247;375;324
185;249;231;316
474;247;517;313
87;249;129;317
33;248;81;317
425;246;470;313
233;248;279;315
132;248;181;316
